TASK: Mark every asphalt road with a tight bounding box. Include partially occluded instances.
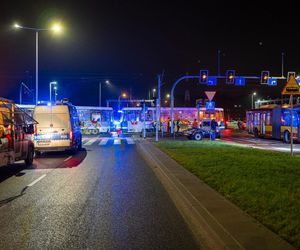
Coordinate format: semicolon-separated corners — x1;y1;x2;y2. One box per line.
0;137;198;249
220;129;300;154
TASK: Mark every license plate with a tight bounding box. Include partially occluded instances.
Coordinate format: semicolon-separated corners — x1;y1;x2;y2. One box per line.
37;140;51;145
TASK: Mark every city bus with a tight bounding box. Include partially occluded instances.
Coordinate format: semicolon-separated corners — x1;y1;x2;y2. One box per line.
246;104;300;143
120;107;225;133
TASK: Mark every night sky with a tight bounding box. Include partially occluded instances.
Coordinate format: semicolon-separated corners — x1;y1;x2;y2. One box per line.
1;1;299;116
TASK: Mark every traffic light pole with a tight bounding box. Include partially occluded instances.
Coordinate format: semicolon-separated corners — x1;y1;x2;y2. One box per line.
170;75;201;134
155;75;161;142
170;73;290;136
290;94;293;155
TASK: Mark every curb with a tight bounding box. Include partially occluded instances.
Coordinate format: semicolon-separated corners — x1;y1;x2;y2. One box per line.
136;140;296;250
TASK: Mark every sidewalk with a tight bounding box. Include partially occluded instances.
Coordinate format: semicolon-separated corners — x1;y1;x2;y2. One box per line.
136;140;295;250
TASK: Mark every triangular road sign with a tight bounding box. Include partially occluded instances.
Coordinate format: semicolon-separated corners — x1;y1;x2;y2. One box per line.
282;76;300;95
205;91;216;101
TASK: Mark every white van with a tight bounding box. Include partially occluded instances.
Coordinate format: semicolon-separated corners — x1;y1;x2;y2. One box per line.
33;101;82;154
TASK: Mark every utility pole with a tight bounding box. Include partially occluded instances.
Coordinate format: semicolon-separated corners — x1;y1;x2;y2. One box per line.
218;49;221;76
99;82;102;107
281;52;285;78
143;101;146;139
156;75;161;142
290;94;293;155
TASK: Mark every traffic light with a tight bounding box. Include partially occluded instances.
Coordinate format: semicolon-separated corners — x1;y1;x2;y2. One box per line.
260;71;269;84
200;70;208;84
226;70;235;84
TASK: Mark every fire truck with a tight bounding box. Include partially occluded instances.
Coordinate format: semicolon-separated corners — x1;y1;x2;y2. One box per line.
0;98;37;167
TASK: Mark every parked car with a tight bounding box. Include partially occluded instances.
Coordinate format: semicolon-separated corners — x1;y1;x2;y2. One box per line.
225;120;239;129
225;120;246;130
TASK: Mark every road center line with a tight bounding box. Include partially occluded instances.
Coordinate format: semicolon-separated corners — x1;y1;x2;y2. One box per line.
27;174;47;187
64;156;72;162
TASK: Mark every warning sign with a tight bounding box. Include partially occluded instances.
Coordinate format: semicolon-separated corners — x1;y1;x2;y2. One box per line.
205;91;216;101
282;76;300;95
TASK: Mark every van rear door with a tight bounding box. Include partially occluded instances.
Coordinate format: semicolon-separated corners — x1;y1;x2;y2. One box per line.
34;106;71;148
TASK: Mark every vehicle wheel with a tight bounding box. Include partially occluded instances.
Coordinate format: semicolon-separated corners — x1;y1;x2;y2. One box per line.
193;132;203;141
254;128;259;138
284;130;290;143
25;146;34;166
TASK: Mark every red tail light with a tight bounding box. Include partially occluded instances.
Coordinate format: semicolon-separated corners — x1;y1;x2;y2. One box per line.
69;131;73;141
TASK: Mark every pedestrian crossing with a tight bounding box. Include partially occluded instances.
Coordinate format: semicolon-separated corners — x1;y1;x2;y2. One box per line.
82;137;136;146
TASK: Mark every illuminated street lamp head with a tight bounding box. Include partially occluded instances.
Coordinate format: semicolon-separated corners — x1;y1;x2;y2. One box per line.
166;93;170;98
122;93;127;98
51;23;62;33
153;88;156;92
105;80;110;84
253;92;257;96
14;23;21;29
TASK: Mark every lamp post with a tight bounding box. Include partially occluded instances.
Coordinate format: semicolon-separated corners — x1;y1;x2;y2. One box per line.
13;23;62;104
54;86;58;102
49;81;57;102
152;88;156;98
99;80;110;107
118;92;127;110
251;92;256;109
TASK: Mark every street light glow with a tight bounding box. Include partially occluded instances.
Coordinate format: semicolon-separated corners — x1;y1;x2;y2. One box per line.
122;93;127;98
105;80;110;84
166;93;170;98
253;92;256;96
14;23;21;29
52;23;62;33
153;88;156;92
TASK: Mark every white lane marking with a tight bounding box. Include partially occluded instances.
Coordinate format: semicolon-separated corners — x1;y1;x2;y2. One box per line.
126;137;135;144
114;139;121;145
99;138;109;145
64;156;72;162
272;147;300;152
84;138;97;146
27;174;47;187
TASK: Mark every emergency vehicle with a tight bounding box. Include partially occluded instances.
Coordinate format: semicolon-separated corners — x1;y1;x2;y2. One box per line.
33;100;82;154
0;98;36;167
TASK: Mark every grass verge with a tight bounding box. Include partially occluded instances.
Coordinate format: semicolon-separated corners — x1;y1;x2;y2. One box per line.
156;140;300;248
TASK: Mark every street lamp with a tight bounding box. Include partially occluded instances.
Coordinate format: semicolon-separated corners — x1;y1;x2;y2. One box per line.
13;22;63;104
54;86;58;102
166;93;170;99
99;80;111;106
152;88;156;98
49;81;57;102
118;92;127;110
251;92;256;109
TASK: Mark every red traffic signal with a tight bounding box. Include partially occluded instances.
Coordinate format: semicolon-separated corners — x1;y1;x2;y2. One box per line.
200;70;208;84
260;71;269;84
226;70;235;84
